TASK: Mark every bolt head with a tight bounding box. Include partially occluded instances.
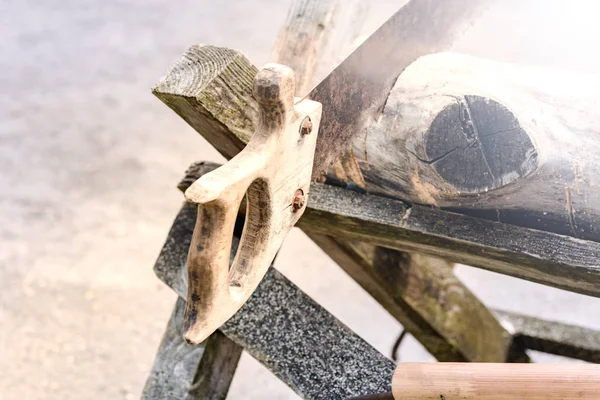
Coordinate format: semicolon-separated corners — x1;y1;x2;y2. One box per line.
292;189;305;212
300;116;312;135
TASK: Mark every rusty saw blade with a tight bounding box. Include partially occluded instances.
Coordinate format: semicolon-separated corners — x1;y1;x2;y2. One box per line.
307;0;492;180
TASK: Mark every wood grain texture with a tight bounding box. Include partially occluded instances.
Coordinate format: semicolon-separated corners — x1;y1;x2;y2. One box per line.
271;0;334;96
339;52;600;241
181;63;322;344
392;363;600;399
141;297;241;400
302;184;600;297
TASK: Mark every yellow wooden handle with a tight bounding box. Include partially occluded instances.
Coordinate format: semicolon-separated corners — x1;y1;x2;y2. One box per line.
182;64;321;344
393;363;600;399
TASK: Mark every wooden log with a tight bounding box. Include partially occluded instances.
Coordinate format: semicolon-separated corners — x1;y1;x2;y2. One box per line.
155;39;518;360
335;53;600;242
306;0;494;183
392;363;600;400
153;201;396;398
141;297;242;400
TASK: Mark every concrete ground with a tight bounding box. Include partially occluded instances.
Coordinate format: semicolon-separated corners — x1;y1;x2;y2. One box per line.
2;0;600;399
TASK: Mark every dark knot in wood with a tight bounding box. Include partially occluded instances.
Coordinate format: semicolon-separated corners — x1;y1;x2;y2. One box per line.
425;95;538;193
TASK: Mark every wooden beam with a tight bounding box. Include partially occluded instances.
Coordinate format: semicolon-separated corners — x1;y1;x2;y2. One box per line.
153;201;396;398
154;41;518;361
314;240;512;362
392;363;600;400
141;297;242;400
303;184;600;297
154;46;256;159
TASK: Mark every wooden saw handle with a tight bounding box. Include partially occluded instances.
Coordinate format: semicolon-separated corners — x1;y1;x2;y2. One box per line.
392;363;600;399
182;64;321;344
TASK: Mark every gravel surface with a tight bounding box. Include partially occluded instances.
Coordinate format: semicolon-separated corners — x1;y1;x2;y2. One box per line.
2;0;600;399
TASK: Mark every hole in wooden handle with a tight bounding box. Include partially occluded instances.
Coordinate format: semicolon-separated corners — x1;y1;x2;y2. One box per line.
182;63;322;344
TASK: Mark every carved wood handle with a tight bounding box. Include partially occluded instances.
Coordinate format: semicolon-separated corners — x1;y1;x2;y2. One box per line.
392;363;600;399
182;64;321;344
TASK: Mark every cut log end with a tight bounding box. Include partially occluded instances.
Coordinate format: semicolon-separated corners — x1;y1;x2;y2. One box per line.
153;45;246;97
424;95;539;194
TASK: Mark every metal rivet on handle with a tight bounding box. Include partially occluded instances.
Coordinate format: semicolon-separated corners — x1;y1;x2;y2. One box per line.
292;189;305;212
300;116;312;135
